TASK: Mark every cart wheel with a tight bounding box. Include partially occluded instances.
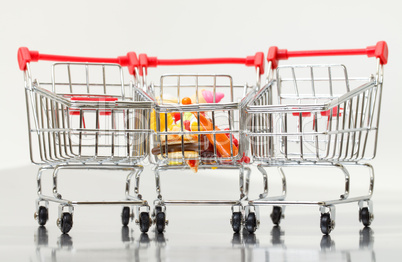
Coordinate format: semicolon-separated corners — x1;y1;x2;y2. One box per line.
121;207;130;226
231;212;242;233
360;207;372;227
37;206;49;226
245;212;257;234
320;213;333;235
60;212;73;234
139;212;150;233
155;211;166;233
270;206;282;225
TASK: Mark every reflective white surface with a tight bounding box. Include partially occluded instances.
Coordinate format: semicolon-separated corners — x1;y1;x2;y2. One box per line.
0;165;401;261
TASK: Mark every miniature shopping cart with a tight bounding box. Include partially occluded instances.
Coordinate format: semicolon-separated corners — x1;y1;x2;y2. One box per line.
244;41;388;234
136;52;264;233
18;47;153;234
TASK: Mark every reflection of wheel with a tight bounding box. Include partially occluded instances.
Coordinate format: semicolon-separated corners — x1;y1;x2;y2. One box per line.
122;207;130;226
139;212;150;233
59;234;73;247
320;235;334;250
121;226;130;242
271;226;283;245
231;212;242;233
244;233;257;244
231;233;241;245
155;212;166;233
60;213;73;234
36;226;48;246
360;207;372;227
270;206;282;225
359;227;374;248
245;212;257;234
320;213;333;235
156;232;166;243
139;233;150;243
37;206;49;226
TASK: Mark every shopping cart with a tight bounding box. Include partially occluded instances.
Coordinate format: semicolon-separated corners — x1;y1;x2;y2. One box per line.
136;52;264;233
18;47;154;234
244;41;388;234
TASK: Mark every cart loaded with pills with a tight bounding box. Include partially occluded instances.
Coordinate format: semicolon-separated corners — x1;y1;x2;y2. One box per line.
136;52;264;233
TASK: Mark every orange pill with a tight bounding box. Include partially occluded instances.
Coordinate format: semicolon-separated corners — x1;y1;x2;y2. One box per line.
182;97;192;105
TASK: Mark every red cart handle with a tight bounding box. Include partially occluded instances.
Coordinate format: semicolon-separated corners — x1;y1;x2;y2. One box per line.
137;52;265;76
267;41;388;69
17;47;139;75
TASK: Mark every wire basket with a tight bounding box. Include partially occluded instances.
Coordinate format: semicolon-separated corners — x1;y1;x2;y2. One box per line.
20;49;153;166
245;42;386;163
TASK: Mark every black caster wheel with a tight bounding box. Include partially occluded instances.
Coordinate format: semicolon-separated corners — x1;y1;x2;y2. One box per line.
155;211;166;233
60;212;73;234
320;213;334;235
139;212;150;233
270;206;282;225
245;212;257;234
359;207;372;227
121;207;130;226
231;212;242;233
37;206;49;226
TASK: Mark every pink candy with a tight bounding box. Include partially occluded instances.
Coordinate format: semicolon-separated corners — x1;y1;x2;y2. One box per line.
201;90;224;103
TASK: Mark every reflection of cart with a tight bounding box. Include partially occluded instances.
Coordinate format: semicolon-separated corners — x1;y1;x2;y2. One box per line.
33;226;167;262
18;48;153;233
137;53;264;233
245;42;388;234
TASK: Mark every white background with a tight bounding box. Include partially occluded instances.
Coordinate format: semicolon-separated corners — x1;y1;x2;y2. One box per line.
1;0;400;170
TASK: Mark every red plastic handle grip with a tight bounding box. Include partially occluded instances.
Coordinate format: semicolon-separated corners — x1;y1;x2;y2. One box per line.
70;96;118;102
137;52;265;76
267;41;388;69
17;47;139;75
292;106;343;117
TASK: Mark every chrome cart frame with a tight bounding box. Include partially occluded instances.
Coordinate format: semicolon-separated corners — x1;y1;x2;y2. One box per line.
19;48;153;234
244;42;388;234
